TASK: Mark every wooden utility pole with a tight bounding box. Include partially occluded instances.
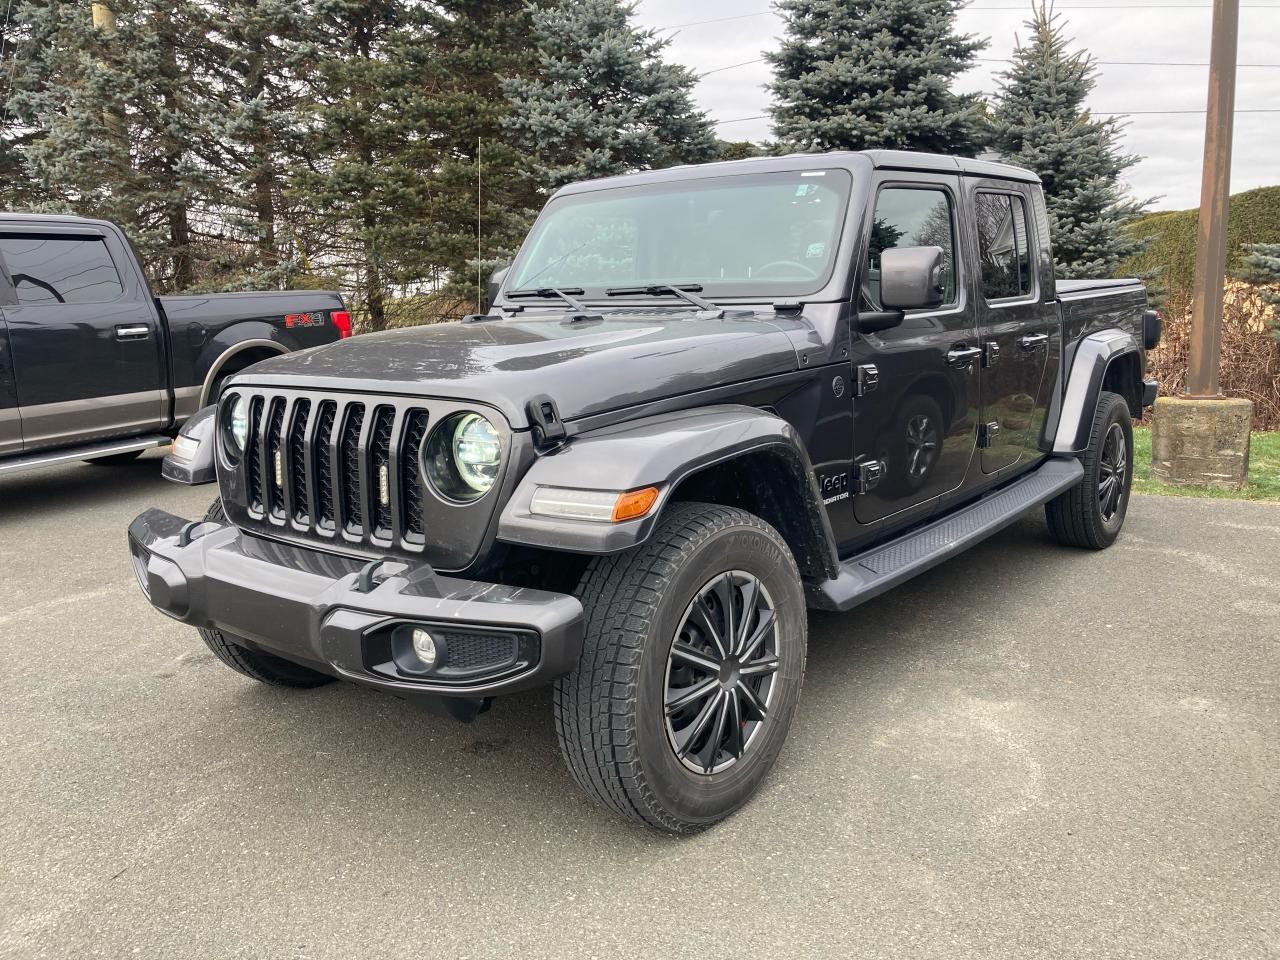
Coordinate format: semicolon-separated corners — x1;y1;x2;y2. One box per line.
90;2;116;32
1151;0;1251;490
1185;0;1240;397
90;2;127;151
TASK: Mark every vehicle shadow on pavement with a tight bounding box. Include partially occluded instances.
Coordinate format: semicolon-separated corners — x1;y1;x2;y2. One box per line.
0;455;170;519
195;513;1066;844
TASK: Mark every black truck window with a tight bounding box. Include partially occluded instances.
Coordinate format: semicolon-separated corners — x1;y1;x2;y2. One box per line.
865;187;957;310
975;193;1033;301
0;235;124;306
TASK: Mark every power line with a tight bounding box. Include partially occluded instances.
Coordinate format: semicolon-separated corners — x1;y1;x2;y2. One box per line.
976;57;1280;67
660;4;1280;30
710;108;1280;125
698;55;1279;78
699;57;767;77
1099;108;1280;113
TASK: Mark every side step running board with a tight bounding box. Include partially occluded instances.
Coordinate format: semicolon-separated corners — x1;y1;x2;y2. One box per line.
809;457;1084;613
0;435;170;476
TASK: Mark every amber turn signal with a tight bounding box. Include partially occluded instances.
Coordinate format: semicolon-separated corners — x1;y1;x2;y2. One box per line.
611;486;659;523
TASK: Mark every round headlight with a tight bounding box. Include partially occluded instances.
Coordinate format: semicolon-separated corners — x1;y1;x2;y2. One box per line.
453;414;501;493
223;393;249;458
423;412;502;502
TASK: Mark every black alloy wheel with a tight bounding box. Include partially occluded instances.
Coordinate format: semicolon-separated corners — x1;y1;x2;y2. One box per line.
663;570;780;775
1046;390;1133;550
554;502;807;833
1097;422;1128;522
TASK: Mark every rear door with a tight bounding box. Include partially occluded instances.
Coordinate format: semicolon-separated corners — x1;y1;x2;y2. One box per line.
968;183;1051;473
850;174;981;526
0;226;166;451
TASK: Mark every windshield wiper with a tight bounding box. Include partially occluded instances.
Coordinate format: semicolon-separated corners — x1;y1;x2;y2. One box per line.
507;286;589;311
605;284;722;316
506;286;602;323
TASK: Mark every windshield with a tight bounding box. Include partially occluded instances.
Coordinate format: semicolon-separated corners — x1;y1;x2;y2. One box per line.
508;169;853;300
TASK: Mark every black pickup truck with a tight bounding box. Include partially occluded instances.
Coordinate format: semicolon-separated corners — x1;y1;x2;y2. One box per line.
129;151;1160;833
0;214;347;474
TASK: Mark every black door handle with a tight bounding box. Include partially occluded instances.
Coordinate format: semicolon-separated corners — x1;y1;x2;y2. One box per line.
947;345;982;367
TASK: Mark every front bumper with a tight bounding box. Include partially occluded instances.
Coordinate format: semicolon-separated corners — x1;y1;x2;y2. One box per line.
127;509;584;702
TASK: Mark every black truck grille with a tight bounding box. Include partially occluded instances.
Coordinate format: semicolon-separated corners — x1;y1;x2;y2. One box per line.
239;392;432;550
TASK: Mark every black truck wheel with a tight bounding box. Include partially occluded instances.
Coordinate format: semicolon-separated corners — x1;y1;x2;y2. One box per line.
1046;390;1134;549
197;498;334;688
554;502;807;833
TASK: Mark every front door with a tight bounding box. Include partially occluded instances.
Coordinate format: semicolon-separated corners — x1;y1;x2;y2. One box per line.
969;185;1050;473
0;229;166;451
851;176;981;526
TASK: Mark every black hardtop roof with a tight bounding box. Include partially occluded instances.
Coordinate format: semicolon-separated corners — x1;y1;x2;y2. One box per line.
553;150;1039;197
0;212;117;228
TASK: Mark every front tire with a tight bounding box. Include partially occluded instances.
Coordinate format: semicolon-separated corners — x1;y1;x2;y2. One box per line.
197;498;334;689
1046;390;1134;549
554;503;807;833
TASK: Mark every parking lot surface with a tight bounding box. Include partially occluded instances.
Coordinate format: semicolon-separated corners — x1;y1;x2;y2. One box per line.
2;451;1277;959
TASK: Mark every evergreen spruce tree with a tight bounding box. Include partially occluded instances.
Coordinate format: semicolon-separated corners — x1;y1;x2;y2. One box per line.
12;0;223;290
716;140;766;161
0;2;48;210
991;4;1146;278
503;0;717;189
766;0;987;155
1239;243;1280;338
292;1;440;329
199;0;322;288
411;0;546;305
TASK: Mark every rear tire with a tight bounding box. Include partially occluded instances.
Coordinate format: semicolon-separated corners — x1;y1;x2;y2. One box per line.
554;503;807;834
197;498;334;689
1046;390;1133;549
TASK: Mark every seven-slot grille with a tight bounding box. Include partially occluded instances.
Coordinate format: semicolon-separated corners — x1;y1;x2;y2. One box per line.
239;392;430;549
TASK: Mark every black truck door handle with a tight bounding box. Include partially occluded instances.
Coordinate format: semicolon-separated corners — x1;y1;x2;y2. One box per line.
115;324;151;341
1018;333;1049;349
946;345;982;367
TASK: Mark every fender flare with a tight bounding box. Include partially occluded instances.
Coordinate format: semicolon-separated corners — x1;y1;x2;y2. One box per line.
198;336;289;407
161;405;217;485
1049;329;1141;454
497;404;840;578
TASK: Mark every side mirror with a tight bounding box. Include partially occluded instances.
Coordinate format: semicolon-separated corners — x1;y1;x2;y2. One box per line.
880;245;945;311
485;264;510;311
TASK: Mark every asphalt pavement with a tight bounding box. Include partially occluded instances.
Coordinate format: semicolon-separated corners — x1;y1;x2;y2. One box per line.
1;451;1276;959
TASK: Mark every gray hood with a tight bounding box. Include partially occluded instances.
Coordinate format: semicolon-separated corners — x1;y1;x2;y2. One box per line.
235;311;800;428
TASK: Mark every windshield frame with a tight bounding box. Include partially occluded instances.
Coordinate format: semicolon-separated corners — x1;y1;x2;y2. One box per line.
502;167;857;305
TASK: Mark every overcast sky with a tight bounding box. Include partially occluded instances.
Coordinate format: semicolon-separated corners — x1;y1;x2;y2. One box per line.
631;1;1280;211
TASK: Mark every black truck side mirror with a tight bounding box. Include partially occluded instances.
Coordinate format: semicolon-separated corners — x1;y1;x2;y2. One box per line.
880;246;945;311
485;264;510;311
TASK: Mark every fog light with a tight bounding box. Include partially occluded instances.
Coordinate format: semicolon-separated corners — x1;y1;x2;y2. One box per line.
411;628;438;667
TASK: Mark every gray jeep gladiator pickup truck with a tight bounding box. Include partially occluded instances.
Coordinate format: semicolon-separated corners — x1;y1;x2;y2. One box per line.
128;151;1160;833
0;213;347;475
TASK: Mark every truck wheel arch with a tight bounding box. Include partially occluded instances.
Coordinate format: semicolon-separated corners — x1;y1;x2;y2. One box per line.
199;339;288;407
496;405;840;583
1049;329;1143;455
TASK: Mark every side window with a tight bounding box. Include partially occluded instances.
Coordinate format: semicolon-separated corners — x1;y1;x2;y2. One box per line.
974;193;1033;300
864;187;957;310
0;235;124;305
